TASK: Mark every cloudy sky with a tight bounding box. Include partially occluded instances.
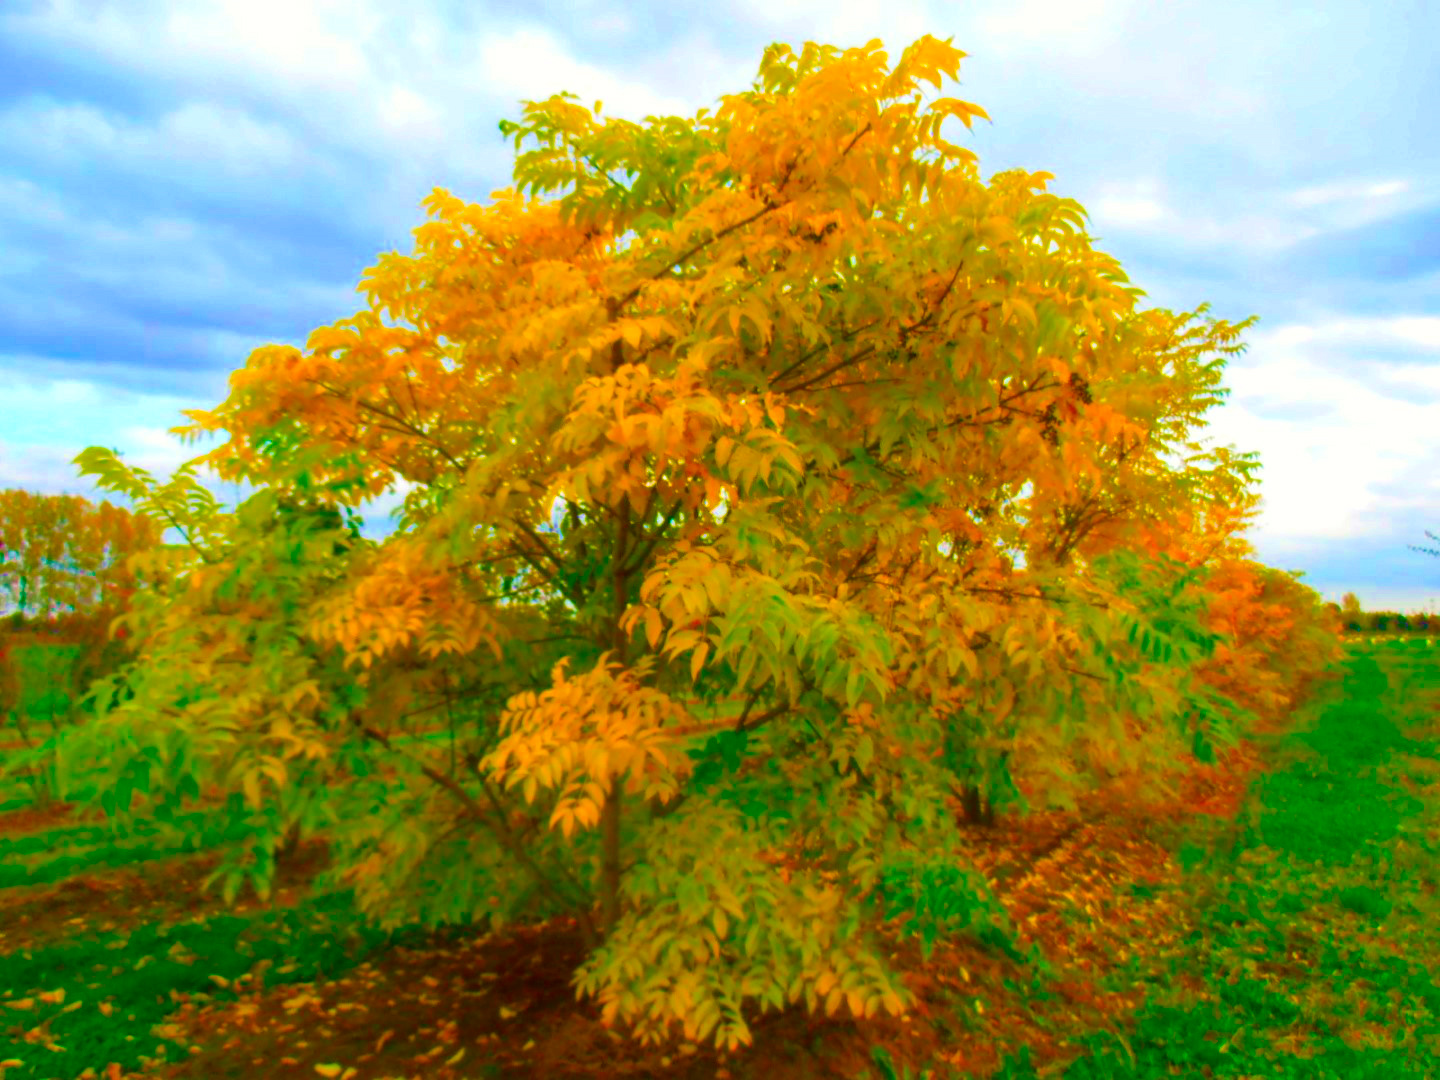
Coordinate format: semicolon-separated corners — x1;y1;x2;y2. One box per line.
2;0;1439;618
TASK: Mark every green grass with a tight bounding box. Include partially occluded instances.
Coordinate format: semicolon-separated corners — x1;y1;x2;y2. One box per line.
989;639;1440;1077
0;808;253;890
0;886;454;1078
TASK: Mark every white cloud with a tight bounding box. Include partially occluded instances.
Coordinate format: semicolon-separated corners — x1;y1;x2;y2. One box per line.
1082;172;1437;263
158;101;307;175
0;175;72;228
1195;318;1440;547
1087;175;1324;254
1261;315;1440;353
720;0;952;73
374;85;448;144
1286;178;1410;209
476;27;694;123
160;0;379;91
585;12;633;35
975;0;1136;54
1091;194;1166;228
0;95;315;184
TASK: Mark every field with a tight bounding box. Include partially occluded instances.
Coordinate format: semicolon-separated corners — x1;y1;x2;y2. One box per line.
2;636;1439;1079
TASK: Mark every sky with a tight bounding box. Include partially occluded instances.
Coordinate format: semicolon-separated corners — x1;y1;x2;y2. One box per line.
2;0;1439;620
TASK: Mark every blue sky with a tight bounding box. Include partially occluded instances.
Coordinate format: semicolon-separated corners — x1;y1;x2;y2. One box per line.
2;0;1438;618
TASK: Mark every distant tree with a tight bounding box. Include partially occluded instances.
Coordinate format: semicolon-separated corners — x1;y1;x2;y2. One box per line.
1337;592;1362;633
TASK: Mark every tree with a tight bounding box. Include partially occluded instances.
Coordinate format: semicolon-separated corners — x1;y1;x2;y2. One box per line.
0;488;163;621
26;34;1342;1053
0;488;163;716
0;490;163;804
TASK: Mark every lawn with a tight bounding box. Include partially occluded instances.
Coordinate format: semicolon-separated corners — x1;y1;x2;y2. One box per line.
0;637;1437;1079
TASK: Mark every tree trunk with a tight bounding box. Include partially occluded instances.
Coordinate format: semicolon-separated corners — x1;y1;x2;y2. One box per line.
599;779;622;937
276;820;303;867
959;782;996;827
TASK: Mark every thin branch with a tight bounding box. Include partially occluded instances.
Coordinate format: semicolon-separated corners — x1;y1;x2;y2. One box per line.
621;497;688;577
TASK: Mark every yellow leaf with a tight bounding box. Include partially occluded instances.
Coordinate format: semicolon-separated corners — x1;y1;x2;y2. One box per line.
313;1067;342;1078
4;998;33;1011
37;988;65;1004
445;1048;467;1065
690;641;710;682
550;805;573;837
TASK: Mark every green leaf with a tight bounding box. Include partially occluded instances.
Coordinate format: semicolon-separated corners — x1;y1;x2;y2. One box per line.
1191;727;1215;764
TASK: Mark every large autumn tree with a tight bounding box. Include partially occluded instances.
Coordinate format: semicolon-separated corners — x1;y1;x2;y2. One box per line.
26;34;1343;1052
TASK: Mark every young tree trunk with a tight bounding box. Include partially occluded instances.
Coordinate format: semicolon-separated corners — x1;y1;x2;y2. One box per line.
276;820;303;867
959;782;996;827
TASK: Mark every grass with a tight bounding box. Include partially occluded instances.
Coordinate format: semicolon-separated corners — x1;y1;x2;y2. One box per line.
0;638;1436;1078
984;637;1440;1077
